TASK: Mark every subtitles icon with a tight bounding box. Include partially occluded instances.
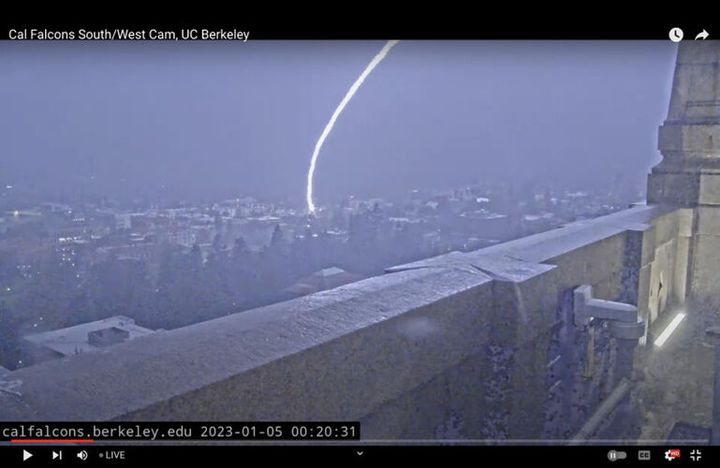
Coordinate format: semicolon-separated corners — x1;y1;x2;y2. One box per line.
638;450;651;461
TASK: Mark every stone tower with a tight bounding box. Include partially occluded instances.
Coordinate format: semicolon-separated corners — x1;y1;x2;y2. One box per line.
647;41;720;304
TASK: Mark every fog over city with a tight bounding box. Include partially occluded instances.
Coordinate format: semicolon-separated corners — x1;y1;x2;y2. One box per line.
0;40;679;375
0;41;675;205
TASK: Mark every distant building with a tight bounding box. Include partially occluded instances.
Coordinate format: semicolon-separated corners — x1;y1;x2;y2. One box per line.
166;227;196;247
39;202;72;214
115;213;132;230
444;211;512;238
285;267;363;297
22;316;156;365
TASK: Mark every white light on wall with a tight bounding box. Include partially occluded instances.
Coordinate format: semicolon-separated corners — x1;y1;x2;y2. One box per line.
654;312;686;347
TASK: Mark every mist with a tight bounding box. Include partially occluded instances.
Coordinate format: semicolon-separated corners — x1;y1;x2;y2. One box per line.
0;40;676;205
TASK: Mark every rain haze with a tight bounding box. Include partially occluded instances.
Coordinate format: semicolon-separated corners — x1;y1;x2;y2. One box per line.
0;41;676;204
6;38;718;450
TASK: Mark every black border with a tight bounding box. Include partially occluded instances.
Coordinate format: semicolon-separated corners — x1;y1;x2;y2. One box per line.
0;7;714;39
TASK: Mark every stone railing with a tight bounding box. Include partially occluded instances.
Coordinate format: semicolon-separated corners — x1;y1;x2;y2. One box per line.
0;204;692;440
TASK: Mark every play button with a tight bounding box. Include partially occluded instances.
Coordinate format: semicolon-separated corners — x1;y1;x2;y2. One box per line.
22;450;32;461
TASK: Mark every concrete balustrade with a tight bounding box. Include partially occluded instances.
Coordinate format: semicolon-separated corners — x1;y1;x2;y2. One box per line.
0;204;692;440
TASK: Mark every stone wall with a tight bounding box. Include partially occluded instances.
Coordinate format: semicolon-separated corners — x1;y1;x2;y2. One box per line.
647;41;720;308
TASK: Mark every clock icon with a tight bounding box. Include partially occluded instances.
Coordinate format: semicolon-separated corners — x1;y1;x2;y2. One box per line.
669;27;684;42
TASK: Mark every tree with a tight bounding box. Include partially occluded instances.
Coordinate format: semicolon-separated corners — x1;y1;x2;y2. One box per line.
269;223;285;249
226;236;258;307
212;233;223;253
154;244;187;328
0;300;21;369
15;248;79;331
0;249;20;284
79;256;155;326
232;236;247;257
189;243;203;274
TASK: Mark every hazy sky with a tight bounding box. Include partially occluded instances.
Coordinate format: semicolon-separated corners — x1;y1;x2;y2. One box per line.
0;41;677;204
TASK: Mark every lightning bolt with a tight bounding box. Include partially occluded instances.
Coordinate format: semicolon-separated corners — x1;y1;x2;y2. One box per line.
306;40;399;214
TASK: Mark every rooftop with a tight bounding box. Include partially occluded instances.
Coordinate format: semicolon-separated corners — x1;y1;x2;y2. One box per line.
23;315;156;357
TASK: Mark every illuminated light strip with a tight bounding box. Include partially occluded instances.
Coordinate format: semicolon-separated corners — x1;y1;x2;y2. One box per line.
653;312;686;347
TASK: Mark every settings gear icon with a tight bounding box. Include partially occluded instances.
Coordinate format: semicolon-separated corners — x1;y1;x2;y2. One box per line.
665;449;680;461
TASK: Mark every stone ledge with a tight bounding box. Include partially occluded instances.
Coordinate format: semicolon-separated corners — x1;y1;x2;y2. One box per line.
0;204;683;428
0;266;496;421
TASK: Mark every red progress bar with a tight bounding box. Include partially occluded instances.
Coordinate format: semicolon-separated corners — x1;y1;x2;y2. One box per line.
11;439;94;443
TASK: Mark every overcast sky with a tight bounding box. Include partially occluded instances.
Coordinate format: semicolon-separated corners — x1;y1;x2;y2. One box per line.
0;40;677;205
